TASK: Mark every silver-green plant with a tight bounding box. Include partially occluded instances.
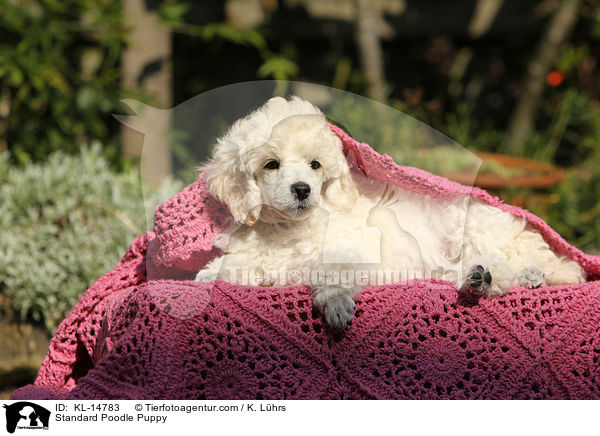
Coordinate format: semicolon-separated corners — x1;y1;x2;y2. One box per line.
0;146;183;333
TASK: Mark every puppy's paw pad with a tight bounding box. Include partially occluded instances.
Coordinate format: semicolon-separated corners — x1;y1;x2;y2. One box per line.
323;294;356;330
516;266;545;289
460;264;492;298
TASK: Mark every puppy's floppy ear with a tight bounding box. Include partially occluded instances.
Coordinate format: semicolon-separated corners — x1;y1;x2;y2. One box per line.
322;157;359;210
202;142;262;226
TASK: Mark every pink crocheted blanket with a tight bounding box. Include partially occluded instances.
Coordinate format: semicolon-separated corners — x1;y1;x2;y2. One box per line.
11;127;600;400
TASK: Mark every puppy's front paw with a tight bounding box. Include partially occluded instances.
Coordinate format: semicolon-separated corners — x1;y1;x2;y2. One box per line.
459;264;492;300
515;265;545;289
322;294;356;330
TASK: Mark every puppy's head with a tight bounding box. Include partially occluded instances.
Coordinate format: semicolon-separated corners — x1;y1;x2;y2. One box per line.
203;97;357;225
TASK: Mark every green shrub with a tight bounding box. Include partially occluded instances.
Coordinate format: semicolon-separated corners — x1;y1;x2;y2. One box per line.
0;147;183;333
545;144;600;254
0;0;129;166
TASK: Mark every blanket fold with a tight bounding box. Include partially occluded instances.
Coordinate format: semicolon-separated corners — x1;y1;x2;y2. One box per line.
11;127;600;400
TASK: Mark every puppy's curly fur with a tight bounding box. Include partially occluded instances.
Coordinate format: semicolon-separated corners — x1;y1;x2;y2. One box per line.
196;96;585;328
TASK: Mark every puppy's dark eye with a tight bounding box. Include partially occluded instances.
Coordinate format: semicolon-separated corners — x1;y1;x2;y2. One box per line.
310;160;321;170
264;160;279;170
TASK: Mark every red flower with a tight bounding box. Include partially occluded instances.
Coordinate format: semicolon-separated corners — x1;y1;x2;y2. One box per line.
547;70;564;87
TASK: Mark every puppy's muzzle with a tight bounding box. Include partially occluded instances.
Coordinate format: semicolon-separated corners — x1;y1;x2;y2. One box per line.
291;182;311;201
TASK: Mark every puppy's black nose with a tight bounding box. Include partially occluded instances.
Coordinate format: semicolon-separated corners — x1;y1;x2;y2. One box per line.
291;182;311;201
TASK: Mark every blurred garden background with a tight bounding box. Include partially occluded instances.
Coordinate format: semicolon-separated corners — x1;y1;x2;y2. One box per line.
1;0;600;395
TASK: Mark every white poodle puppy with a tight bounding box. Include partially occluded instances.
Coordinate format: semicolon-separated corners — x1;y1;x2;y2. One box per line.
195;96;585;329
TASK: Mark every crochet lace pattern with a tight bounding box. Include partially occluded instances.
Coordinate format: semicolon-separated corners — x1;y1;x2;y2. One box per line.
11;127;600;400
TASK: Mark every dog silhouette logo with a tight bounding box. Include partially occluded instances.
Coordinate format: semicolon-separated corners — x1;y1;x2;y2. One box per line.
3;402;50;433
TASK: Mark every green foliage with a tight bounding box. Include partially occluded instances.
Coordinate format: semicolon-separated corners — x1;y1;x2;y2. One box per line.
156;0;190;27
0;0;127;165
258;56;299;81
0;146;183;333
542;90;600;253
0;0;301;170
549;158;600;251
157;3;296;82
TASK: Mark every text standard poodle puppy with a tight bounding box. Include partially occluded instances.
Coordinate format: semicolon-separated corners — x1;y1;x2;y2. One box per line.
195;96;585;329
